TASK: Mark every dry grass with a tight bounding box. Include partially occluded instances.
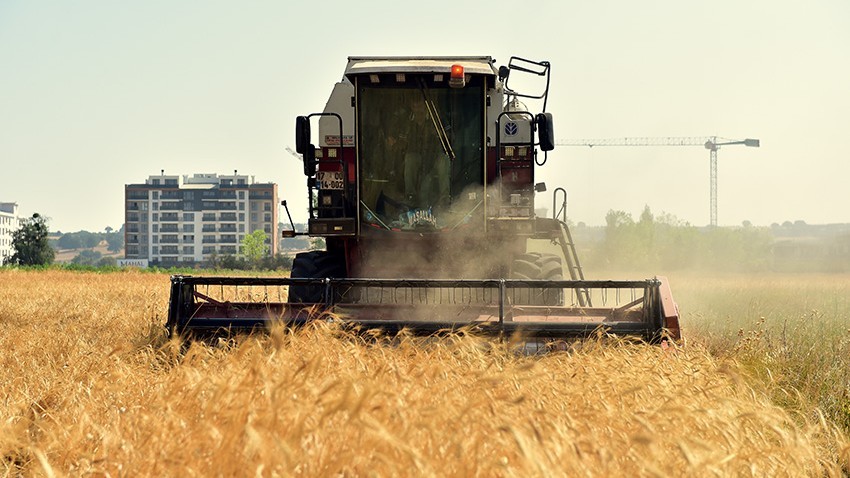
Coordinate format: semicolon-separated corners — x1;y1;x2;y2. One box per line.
1;270;848;476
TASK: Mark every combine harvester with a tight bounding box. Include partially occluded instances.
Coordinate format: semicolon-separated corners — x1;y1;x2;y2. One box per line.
167;56;680;343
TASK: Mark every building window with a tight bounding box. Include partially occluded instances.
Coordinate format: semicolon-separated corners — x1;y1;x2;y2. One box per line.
239;213;245;221
184;191;194;200
152;179;160;185
239;224;245;233
183;235;195;242
152;246;158;254
152;191;159;200
183;213;194;221
251;202;258;211
184;224;194;233
152;225;158;233
264;213;271;222
264;202;271;212
251;213;257;222
238;191;245;200
165;179;178;186
238;202;245;211
183;246;195;255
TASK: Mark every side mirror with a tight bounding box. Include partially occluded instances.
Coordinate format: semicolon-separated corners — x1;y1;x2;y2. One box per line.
536;113;554;152
303;145;316;177
295;116;311;154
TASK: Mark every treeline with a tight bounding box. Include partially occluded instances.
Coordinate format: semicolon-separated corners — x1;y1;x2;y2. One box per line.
581;207;774;273
204;252;294;271
51;230;124;253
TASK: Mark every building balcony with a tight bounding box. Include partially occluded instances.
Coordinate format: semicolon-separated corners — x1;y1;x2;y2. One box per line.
159;202;183;210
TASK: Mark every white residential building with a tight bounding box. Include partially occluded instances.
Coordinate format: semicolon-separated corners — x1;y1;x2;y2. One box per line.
124;173;279;266
0;202;19;263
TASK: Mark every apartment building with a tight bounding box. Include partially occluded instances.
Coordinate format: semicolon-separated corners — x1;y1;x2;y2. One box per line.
0;202;19;263
124;173;278;266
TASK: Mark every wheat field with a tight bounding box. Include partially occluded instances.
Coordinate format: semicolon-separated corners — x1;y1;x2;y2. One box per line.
1;270;848;476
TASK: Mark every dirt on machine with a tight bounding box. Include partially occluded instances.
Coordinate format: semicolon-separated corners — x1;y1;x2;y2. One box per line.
167;56;681;344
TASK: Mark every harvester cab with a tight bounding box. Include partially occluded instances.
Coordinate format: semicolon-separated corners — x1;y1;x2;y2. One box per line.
167;56;681;344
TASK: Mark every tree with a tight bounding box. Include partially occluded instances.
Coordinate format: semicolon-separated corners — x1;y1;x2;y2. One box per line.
241;230;269;264
57;233;83;249
10;213;55;266
105;231;123;252
57;231;99;249
71;249;102;266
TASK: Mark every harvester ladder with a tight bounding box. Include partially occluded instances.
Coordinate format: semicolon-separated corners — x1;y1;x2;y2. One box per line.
554;188;591;306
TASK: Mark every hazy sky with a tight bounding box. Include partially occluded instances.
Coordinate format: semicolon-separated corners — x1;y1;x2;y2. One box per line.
1;1;848;232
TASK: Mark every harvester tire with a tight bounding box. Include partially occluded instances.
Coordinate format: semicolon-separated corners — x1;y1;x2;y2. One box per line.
511;253;564;306
288;251;346;304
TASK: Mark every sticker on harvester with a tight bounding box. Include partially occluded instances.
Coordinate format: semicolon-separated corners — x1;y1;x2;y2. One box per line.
317;171;344;190
324;135;355;146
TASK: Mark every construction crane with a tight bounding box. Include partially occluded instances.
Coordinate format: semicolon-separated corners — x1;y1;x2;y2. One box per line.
557;136;760;226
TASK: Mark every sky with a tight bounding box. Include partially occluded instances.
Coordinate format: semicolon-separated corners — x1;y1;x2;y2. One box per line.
1;0;848;232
